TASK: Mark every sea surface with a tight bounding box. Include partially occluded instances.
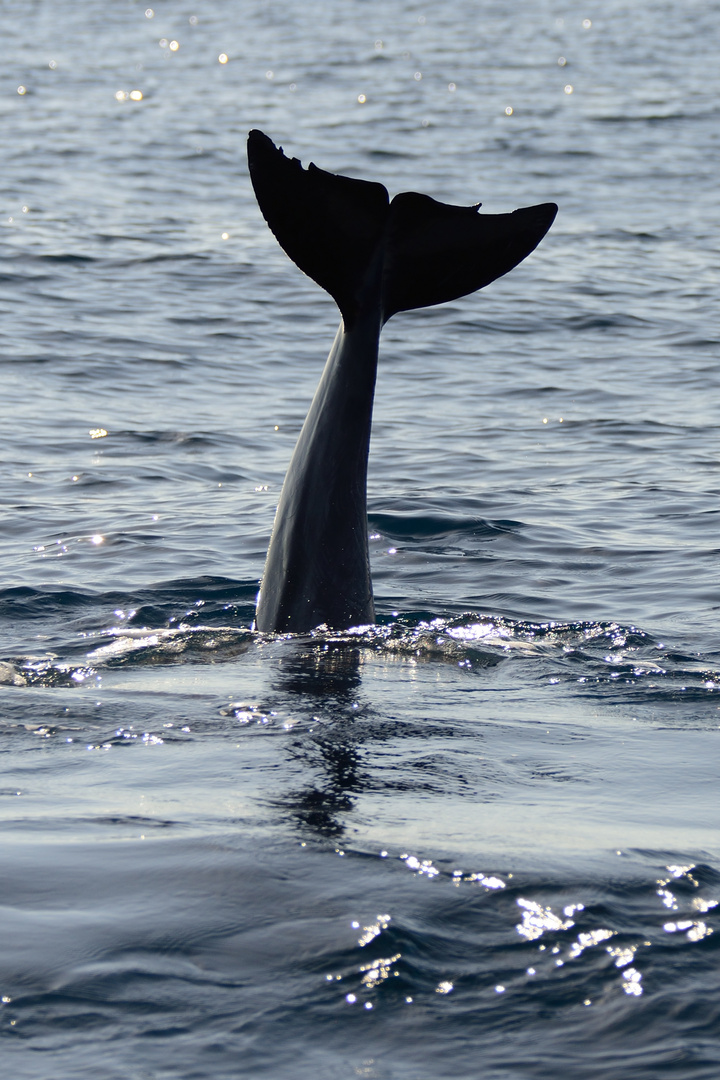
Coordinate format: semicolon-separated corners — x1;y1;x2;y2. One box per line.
1;1;719;1077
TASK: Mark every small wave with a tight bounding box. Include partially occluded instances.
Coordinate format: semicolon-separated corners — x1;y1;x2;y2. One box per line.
258;615;720;711
563;312;652;332
2;602;718;709
301;846;720;1060
0;576;257;623
35;252;96;264
368;511;520;542
111;429;231;447
86;625;253;667
0;658;96;688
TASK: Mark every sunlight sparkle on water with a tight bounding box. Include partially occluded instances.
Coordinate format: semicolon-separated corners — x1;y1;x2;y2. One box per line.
360;954;401;988
516;899;575;940
621;968;642;996
465;872;505;889
666;863;697;881
664;920;713;941
568;928;614;959
607;945;636;968
657;887;678;910
692;898;718;913
446;622;509;644
401;854;439;878
356;915;391;947
564;904;585;917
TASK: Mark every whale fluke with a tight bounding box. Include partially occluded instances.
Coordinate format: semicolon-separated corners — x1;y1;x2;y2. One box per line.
248;131;557;633
248;129;556;329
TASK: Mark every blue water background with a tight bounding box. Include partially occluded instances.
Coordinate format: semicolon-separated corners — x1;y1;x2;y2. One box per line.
1;2;719;1077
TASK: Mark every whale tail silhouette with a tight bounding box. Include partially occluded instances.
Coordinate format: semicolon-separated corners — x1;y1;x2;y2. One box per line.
247;129;557;328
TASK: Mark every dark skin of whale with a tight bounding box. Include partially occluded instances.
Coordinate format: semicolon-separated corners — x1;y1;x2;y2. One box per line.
247;130;557;634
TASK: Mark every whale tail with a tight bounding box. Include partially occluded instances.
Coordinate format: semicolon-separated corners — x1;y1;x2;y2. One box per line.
247;130;556;327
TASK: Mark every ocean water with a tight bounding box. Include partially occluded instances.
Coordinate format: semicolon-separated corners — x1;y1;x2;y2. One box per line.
1;1;719;1077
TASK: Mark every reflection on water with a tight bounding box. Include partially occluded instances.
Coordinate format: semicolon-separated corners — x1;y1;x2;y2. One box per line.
273;644;366;837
